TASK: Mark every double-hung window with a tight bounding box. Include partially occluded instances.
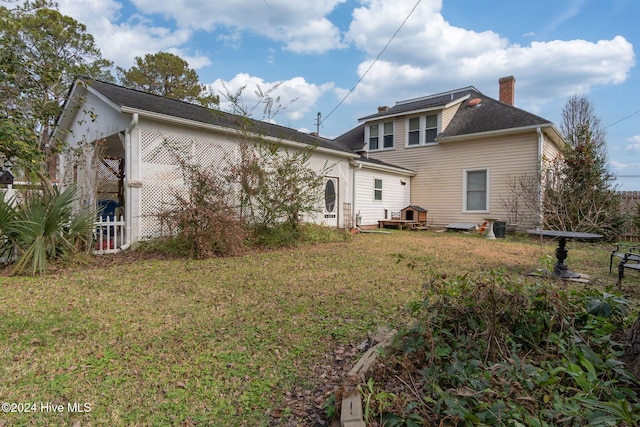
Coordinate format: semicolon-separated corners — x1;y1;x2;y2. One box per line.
383;122;394;149
369;124;379;151
374;179;383;201
464;169;488;212
425;114;438;143
408;117;420;146
406;114;439;146
369;121;394;151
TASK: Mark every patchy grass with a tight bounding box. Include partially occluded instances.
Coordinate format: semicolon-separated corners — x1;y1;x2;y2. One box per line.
0;231;635;425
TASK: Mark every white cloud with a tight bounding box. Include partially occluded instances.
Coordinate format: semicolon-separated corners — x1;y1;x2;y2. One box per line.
217;31;243;50
57;0;194;68
340;0;635;112
626;136;640;152
610;160;640;171
206;74;334;127
126;0;348;53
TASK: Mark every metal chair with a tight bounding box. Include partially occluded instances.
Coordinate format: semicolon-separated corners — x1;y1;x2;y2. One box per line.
611;243;640;273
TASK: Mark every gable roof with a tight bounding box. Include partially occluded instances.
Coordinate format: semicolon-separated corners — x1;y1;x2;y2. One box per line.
69;79;355;156
336;86;561;150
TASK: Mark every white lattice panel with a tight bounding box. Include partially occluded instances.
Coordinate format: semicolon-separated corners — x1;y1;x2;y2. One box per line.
138;129;241;238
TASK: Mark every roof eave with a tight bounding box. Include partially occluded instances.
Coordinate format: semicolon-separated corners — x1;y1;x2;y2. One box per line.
351;159;416;176
358;94;471;124
436;123;558;143
120;106;359;159
359;106;442;123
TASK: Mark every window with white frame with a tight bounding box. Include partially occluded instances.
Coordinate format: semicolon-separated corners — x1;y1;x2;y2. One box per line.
408;117;420;146
369;124;379;151
464;169;488;212
383;121;394;149
368;121;394;151
374;178;382;201
425;114;438;143
405;113;439;146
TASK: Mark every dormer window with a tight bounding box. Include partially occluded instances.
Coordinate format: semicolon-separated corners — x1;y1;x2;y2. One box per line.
406;113;440;147
425;114;437;143
369;124;379;150
368;121;394;151
408;117;420;146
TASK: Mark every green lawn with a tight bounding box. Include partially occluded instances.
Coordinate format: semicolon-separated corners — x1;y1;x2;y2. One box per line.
0;232;634;425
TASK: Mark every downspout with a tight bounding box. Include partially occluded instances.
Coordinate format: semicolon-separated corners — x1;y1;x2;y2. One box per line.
120;112;138;251
352;162;362;230
536;127;543;228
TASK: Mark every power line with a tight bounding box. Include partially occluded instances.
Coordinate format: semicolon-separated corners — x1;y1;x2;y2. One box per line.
320;0;422;127
603;109;640;130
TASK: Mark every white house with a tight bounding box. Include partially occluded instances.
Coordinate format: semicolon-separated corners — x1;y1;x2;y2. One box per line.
55;78;413;248
55;76;564;249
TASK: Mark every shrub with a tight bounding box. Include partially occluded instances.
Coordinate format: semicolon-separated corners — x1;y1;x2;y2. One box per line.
366;271;640;426
1;185;95;275
159;161;247;258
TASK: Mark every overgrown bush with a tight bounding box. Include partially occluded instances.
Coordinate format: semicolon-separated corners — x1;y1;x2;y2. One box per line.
159;159;247;258
363;271;640;426
0;185;95;275
228;141;328;245
156;135;331;255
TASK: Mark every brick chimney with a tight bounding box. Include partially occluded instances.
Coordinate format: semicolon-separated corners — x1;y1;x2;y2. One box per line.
499;76;515;105
378;106;389;113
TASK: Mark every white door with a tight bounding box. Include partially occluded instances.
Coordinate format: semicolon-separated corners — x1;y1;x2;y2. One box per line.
323;177;338;227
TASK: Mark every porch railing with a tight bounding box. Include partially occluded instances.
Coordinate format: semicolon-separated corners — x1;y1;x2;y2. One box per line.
94;216;126;255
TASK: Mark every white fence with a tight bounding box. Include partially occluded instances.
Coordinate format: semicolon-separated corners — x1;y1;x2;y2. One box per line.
94;216;126;255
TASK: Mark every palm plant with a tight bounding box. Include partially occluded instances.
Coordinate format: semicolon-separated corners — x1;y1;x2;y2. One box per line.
4;185;95;275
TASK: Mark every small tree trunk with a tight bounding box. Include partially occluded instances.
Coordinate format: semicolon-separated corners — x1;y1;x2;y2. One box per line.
622;312;640;379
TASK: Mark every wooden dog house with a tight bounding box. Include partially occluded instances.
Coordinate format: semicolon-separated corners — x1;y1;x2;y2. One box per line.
401;205;428;226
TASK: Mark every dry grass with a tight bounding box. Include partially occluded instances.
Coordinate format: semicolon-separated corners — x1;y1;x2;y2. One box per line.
0;231;634;425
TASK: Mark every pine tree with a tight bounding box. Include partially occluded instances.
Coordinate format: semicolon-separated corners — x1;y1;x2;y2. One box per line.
116;52;218;107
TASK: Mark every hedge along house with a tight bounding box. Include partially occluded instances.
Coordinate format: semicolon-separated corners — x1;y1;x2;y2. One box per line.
55;78;413;248
336;77;566;230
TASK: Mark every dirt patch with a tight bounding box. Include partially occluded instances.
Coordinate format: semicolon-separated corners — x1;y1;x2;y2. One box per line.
271;343;363;426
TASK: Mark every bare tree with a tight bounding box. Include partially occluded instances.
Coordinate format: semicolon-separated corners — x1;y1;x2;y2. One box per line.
508;96;626;240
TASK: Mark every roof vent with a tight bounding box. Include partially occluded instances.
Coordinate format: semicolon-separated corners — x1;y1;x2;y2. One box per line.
467;98;482;107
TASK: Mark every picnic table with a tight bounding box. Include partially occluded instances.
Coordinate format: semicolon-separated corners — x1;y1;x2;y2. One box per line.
527;229;602;279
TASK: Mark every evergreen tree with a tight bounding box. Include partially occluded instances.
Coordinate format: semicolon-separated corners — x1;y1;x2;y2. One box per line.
116;52;218;107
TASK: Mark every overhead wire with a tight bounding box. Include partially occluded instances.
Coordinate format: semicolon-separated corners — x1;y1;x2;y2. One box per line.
320;0;422;127
603;109;640;130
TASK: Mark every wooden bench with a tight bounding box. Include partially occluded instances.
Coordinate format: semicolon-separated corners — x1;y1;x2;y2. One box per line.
617;251;640;284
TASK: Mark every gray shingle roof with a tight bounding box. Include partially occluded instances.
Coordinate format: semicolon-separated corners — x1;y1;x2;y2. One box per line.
336;87;553;150
359;87;476;121
86;79;354;155
439;90;551;138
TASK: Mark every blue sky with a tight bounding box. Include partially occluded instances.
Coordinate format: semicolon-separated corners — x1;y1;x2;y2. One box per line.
31;0;640;189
